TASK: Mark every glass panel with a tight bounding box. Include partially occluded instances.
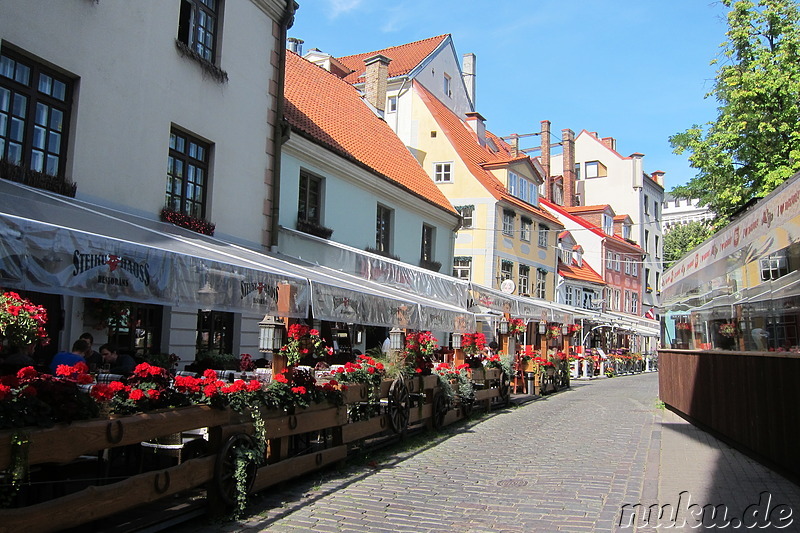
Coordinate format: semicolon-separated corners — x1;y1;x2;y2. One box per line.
0;87;9;112
167;156;174;174
188;142;196;159
174;159;183;177
195;168;203;186
175;135;184;153
45;154;58;175
38;74;52;96
9;117;24;142
169;133;177;150
49;108;63;131
30;150;44;171
186;183;195;201
7;142;21;164
35;102;47;126
0;113;6;136
186;164;195;183
52;80;66;101
0;138;4;156
32;125;45;149
173;179;182;196
0;56;14;79
195;145;204;161
14;63;30;85
166;176;173;194
48;131;60;153
12;94;26;117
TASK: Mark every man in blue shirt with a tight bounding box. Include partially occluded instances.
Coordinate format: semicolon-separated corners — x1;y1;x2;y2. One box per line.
49;339;90;373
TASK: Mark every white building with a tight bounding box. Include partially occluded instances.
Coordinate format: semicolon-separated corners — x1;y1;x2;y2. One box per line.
662;192;714;231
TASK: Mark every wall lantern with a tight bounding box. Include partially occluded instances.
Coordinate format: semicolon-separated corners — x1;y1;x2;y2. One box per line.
499;319;510;335
562;324;570;336
538;320;547;335
452;332;462;350
389;327;405;351
258;315;285;352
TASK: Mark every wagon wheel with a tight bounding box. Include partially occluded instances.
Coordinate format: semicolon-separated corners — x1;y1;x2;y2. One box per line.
215;433;258;507
387;377;410;434
499;371;511;406
432;392;448;430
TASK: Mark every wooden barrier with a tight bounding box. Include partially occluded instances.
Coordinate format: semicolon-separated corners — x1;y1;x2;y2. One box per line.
0;371;508;531
659;349;800;479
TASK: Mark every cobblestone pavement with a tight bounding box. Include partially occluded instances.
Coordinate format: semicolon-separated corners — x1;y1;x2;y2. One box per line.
179;373;800;532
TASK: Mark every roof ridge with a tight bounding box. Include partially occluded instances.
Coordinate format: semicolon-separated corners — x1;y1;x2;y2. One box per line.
335;34;450;62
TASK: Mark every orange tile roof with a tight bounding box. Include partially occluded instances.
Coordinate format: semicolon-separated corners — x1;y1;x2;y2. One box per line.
284;52;456;215
563;204;612;214
541;198;643;253
559;258;606;285
414;82;562;226
336;35;449;85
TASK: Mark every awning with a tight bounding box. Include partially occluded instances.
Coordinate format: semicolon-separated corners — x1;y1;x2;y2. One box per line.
0;180;475;331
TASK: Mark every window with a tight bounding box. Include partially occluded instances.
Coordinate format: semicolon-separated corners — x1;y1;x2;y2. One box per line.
453;257;471;280
421;224;434;263
166;128;211;219
624;256;631;274
584;160;607;178
655;272;660;293
632;258;638;277
196;310;234;355
178;0;221;62
376;204;392;253
560;247;572;264
456;205;473;228
500;260;513;284
613;289;621;311
606;251;613;269
535;269;546;299
298;171;322;224
622;223;631;240
387;95;397;112
538;224;549;248
645;268;651;292
644;230;650;252
0;49;71;177
654;200;659;218
574;163;581;180
602;214;613;235
100;301;162;357
520;217;531;242
564;284;573;306
614;253;621;271
631;292;639;315
433;162;452;183
582;290;594;309
624;290;631;313
654;236;660;258
508;172;519;196
518;264;530;295
443;73;451;96
502;210;515;236
644;194;650;215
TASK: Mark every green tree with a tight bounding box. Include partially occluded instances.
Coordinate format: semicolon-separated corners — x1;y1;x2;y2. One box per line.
663;221;714;269
670;0;800;223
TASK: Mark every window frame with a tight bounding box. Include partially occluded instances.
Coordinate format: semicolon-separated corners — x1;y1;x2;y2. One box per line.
538;224;549;248
196;309;234;356
433;162;453;183
502;210;515;237
535;268;546;299
298;170;323;225
376;204;392;253
453;256;472;281
0;48;72;178
166;127;211;219
421;223;435;263
387;95;397;113
518;264;530;295
456;205;473;228
520;217;532;242
178;0;222;63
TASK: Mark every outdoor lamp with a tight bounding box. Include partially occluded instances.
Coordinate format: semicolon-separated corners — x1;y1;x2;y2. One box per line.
452;332;462;349
538;320;547;335
499;319;510;335
562;324;570;336
197;281;217;312
389;327;404;351
258;315;285;352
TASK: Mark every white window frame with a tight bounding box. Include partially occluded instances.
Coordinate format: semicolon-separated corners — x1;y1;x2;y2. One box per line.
387;95;397;112
602;214;613;235
614;253;621;271
457;205;473;228
606;251;613;269
520;218;531;242
535;269;546;299
453;256;471;280
443;73;451;97
502;211;514;236
631;292;639;315
624;256;631;275
538;224;548;248
433;162;452;183
518;264;530;295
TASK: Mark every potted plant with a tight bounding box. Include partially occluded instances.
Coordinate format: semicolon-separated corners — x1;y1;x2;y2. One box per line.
403;331;438;376
719;322;737;338
279;324;333;366
508;318;526;336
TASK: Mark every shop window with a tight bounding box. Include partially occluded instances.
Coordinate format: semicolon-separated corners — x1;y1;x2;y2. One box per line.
0;48;71;178
166;128;211;219
93;301;163;358
196;310;234;356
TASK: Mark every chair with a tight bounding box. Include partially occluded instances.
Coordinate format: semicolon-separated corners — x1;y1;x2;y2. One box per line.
96;373;125;384
140;428;208;470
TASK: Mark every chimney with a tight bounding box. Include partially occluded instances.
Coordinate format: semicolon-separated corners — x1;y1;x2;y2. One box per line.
562;128;576;207
287;37;304;55
630;153;644;188
651;170;665;187
364;54;391;113
601;136;616;151
466;111;486;147
462;53;476;107
540;120;551;199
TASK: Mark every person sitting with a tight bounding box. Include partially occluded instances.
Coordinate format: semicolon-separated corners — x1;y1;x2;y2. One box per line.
1;342;37;374
79;332;103;369
99;344;136;376
49;339;90;373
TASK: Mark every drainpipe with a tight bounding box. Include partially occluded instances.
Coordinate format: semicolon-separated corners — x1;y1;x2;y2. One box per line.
269;1;298;252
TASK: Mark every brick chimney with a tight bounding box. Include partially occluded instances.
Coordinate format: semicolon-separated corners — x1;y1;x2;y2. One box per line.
364;54;391;113
562;128;576;207
466;111;486;147
462;53;476;107
651;170;665;187
540;120;551;201
601;136;616;151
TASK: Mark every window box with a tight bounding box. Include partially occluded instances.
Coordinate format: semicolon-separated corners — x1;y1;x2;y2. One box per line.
0;159;76;197
364;246;400;261
296;219;334;239
419;258;442;272
160;207;215;236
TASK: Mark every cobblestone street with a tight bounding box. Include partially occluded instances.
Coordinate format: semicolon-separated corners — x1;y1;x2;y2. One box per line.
182;374;800;532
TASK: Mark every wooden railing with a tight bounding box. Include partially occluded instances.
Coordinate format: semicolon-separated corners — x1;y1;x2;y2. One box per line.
0;370;507;532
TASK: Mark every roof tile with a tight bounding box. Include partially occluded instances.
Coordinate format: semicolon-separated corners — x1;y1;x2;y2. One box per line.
336;35;449;84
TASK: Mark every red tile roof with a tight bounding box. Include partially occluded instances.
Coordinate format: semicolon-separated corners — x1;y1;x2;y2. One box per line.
559;257;606;285
284;52;456;215
414;82;562;226
336;35;449;85
541;198;642;253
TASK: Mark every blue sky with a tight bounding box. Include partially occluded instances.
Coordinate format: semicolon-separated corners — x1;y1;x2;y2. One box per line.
290;0;731;191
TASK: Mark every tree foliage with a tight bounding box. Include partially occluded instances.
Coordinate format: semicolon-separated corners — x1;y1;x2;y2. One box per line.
669;0;800;223
663;221;714;269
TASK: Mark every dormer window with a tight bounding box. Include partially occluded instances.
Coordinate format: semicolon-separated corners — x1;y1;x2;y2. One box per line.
585;160;607;179
602;214;613;235
443;73;451;97
622;223;631;240
576;249;583;267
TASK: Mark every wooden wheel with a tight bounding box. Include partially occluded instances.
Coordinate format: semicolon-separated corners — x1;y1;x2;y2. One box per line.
215;433;258;507
387;377;410;434
432;392;448;430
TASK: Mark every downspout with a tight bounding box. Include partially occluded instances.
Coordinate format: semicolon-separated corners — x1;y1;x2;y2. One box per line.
269;0;298;252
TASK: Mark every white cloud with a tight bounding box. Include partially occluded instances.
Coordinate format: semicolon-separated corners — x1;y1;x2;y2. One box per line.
328;0;364;18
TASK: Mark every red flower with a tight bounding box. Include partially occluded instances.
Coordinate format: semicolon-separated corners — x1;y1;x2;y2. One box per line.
16;366;37;380
108;381;126;393
0;384;10;401
246;380;261;392
146;389;161;400
128;389;144;401
291;386;307;394
273;372;289;384
19;385;37;397
77;373;94;385
56;364;75;377
90;383;113;401
203;368;218;380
